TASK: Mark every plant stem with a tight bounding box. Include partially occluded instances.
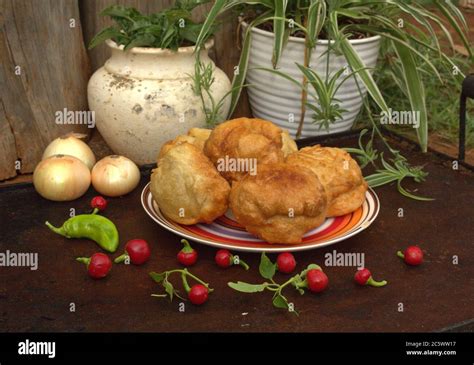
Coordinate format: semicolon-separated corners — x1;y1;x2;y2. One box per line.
232;255;250;270
114;253;128;264
353;75;398;157
163;269;214;292
45;221;64;236
76;257;90;265
181;271;191;293
297;17;311;139
180;239;194;254
279;276;300;292
367;277;387;287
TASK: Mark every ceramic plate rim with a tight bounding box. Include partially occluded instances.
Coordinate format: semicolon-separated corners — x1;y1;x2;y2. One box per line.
141;183;380;253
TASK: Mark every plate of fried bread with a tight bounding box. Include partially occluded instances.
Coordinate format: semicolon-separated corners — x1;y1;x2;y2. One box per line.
142;117;380;252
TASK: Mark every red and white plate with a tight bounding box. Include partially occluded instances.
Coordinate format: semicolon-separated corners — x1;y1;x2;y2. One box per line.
141;182;380;253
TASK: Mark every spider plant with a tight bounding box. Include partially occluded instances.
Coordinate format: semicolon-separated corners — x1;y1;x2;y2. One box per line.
346;129;433;201
191;60;246;126
195;0;472;152
255;64;367;131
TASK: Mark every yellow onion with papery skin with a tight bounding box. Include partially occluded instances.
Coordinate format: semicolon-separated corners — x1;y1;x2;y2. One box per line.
33;155;91;201
91;155;140;197
42;133;96;170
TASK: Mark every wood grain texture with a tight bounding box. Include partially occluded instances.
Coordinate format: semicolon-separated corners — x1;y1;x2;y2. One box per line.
0;0;90;176
0;99;17;180
80;0;251;118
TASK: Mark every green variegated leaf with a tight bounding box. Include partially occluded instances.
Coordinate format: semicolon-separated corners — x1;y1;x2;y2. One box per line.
365;173;399;188
433;0;472;58
272;0;288;68
227;12;273;118
437;0;468;31
195;0;233;52
307;0;326;49
328;12;390;120
397;181;434;201
391;41;428;152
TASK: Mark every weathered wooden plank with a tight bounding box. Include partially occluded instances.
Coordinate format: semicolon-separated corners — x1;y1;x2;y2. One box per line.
0;99;17;180
0;0;90;174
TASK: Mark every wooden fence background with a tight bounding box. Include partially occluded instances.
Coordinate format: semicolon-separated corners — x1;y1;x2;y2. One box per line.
0;0;249;181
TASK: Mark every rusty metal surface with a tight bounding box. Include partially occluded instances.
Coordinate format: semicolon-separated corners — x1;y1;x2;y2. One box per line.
0;136;473;332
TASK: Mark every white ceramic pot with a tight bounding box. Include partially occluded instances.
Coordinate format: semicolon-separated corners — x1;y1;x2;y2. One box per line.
88;39;231;165
244;23;381;138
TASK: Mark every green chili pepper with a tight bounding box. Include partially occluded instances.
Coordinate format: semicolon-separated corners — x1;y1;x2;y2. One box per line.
45;208;119;253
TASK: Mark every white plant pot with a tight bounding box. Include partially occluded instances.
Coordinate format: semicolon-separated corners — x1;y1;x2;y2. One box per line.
88;39;231;165
244;23;381;138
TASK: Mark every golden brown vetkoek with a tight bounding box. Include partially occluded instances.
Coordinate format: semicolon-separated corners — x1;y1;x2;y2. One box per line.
45;208;119;253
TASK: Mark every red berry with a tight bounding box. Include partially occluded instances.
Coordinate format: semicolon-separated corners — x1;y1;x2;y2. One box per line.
91;196;107;211
276;252;296;274
188;284;209;305
306;269;329;293
214;250;250;270
404;246;424;266
177;239;198;266
125;239;151;265
87;253;112;279
215;249;232;268
354;268;371;285
354;268;387;287
178;251;197;266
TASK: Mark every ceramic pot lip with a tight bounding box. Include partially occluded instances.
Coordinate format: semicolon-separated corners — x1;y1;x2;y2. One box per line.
240;20;381;45
105;38;214;55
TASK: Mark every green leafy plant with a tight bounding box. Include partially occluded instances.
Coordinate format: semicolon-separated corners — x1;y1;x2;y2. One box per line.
366;50;474;148
228;253;326;315
191;60;243;126
256;63;373;132
89;1;214;50
346;129;432;201
195;0;472;151
150;268;213;302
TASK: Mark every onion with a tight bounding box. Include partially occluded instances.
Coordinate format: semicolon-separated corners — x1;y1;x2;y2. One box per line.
42;133;96;170
91;155;140;197
33;155;91;201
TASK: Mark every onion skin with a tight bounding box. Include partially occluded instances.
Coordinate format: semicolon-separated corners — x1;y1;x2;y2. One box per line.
91;155;140;197
33;155;91;201
42;135;96;170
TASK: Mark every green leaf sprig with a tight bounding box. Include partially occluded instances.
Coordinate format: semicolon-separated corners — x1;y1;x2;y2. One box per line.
345;129;433;201
149;268;213;302
228;253;324;316
89;1;214;51
191;59;250;127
